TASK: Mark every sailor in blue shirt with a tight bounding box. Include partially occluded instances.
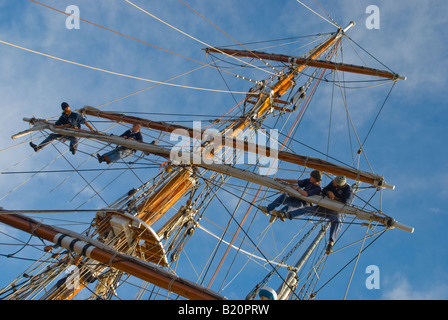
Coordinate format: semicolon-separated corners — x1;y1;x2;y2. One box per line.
29;102;94;155
97;123;143;164
259;170;323;222
322;175;354;205
273;175;354;254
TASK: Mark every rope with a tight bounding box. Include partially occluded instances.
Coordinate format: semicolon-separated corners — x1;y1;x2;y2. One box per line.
199;175;296;296
312;0;340;28
51;143;109;206
0;139;68;201
295;0;339;28
312;229;387;296
0;39;250;95
28;0;206;66
125;0;275;76
361;81;397;147
197;225;288;268
1;2;402;300
178;0;282;76
27;0;277;111
343;222;370;299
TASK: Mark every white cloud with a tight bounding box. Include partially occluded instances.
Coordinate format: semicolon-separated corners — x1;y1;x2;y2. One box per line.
383;275;448;300
0;0;447;300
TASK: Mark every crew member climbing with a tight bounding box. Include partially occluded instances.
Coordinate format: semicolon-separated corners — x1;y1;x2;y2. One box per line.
29;102;95;155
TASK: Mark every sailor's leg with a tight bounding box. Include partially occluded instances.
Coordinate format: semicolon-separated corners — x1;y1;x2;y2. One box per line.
266;193;287;212
288;206;321;219
42;134;62;146
262;194;305;223
101;149;120;164
266;193;303;212
312;207;340;254
280;196;305;213
287;206;341;254
260;193;286;222
327;213;341;244
67;136;78;154
31;134;62;151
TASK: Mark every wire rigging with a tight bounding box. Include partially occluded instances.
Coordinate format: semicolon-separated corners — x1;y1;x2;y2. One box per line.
295;0;340;28
125;0;276;77
0;39;253;95
0;0;406;301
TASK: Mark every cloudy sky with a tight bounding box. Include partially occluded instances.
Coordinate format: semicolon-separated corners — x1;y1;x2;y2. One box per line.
0;0;447;300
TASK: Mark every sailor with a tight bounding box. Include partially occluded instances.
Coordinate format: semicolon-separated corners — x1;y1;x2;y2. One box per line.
97;123;143;164
270;175;354;254
29;102;94;155
258;170;323;223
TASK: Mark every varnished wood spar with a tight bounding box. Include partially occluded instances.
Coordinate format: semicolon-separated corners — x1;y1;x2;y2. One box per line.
0;213;226;300
79;107;393;189
12;121;413;232
205;48;406;81
136;167;197;225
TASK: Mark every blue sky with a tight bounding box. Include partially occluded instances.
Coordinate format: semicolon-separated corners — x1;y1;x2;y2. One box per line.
0;0;447;300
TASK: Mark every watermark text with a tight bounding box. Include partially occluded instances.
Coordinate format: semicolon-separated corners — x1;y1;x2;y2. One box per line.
365;5;380;30
170;121;279;175
66;5;80;29
365;264;380;289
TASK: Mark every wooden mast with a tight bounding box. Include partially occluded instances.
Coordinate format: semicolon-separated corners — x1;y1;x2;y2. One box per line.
205;47;406;81
0;212;225;300
2;22;413;301
77;106;394;189
11;121;414;233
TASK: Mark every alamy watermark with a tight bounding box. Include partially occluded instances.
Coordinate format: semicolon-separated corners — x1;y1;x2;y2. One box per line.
169;121;279;175
64;265;80;291
365;265;380;289
65;5;80;29
365;5;380;30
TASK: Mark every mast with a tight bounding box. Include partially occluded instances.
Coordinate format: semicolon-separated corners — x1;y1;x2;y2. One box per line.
9;23;360;248
0;212;226;300
206;22;405;82
77;106;395;189
205;48;406;81
12;121;414;233
1;20;413;301
276;222;330;300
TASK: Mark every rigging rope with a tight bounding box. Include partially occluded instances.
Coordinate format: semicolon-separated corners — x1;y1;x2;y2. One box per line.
361;81;397;148
312;0;340;28
28;0;207;67
125;0;276;77
343;222;370;299
295;0;339;28
0;1;403;300
0;39;252;95
199;175;295;295
178;0;288;78
27;0;296;113
51;143;109;206
311;229;387;296
197;224;288;268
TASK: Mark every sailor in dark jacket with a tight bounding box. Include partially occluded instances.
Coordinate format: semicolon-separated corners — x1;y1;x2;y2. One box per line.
270;175;354;254
322;175;354;205
29;102;94;154
259;170;323;222
97;123;143;164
